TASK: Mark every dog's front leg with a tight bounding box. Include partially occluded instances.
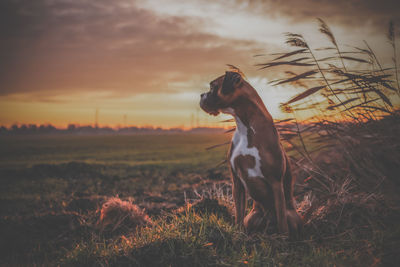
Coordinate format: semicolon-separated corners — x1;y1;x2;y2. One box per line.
232;170;246;228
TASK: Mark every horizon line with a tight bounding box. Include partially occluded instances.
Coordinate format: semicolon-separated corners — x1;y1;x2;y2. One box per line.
0;123;231;131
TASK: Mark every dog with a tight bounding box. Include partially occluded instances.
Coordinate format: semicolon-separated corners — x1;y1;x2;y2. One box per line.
200;71;302;237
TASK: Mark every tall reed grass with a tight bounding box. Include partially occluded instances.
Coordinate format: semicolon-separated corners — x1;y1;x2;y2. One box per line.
256;19;400;206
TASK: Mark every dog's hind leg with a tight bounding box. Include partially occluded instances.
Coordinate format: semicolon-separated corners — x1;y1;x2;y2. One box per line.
271;181;289;234
283;155;303;238
244;202;266;234
243;178;275;233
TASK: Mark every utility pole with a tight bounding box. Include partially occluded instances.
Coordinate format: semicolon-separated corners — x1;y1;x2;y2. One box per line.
95;108;99;129
196;108;200;128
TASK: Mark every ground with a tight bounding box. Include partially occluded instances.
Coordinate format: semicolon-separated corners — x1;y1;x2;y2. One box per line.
0;133;399;266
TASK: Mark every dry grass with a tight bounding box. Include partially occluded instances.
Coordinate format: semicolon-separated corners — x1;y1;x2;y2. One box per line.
253;20;400;264
97;197;152;235
255;19;400;199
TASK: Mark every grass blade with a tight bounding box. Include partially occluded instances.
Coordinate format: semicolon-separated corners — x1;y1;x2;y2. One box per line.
340;56;369;63
224;128;236;133
205;141;231;151
272;49;308;61
327;97;359;110
274;70;318;85
372;89;393;107
286;85;326;104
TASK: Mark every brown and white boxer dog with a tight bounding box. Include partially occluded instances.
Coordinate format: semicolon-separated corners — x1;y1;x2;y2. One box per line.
200;71;302;237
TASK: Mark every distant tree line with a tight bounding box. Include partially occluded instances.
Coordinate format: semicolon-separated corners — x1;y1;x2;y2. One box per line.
0;124;225;135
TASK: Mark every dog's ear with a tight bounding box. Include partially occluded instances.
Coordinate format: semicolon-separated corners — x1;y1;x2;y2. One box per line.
221;71;242;95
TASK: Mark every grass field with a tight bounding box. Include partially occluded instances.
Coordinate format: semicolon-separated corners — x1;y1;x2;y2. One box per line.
0;132;399;266
0;134;231;265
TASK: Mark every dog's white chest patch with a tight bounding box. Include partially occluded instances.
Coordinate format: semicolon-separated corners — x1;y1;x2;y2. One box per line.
230;117;263;179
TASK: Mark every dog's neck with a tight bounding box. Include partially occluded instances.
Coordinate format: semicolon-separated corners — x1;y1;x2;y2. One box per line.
222;86;274;133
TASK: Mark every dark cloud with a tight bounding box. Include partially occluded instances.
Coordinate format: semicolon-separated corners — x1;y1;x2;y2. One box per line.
238;0;400;30
0;0;265;97
3;0;394;100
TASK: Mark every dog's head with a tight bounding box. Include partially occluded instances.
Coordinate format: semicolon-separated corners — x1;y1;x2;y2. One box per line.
199;71;244;116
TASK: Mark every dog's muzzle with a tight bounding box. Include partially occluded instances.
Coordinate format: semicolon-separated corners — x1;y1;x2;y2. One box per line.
199;93;209;112
200;92;219;116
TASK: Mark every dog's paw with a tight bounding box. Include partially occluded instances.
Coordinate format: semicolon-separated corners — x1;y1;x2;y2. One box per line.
287;209;303;239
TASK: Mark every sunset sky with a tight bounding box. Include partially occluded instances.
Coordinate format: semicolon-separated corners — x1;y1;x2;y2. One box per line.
0;0;399;128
